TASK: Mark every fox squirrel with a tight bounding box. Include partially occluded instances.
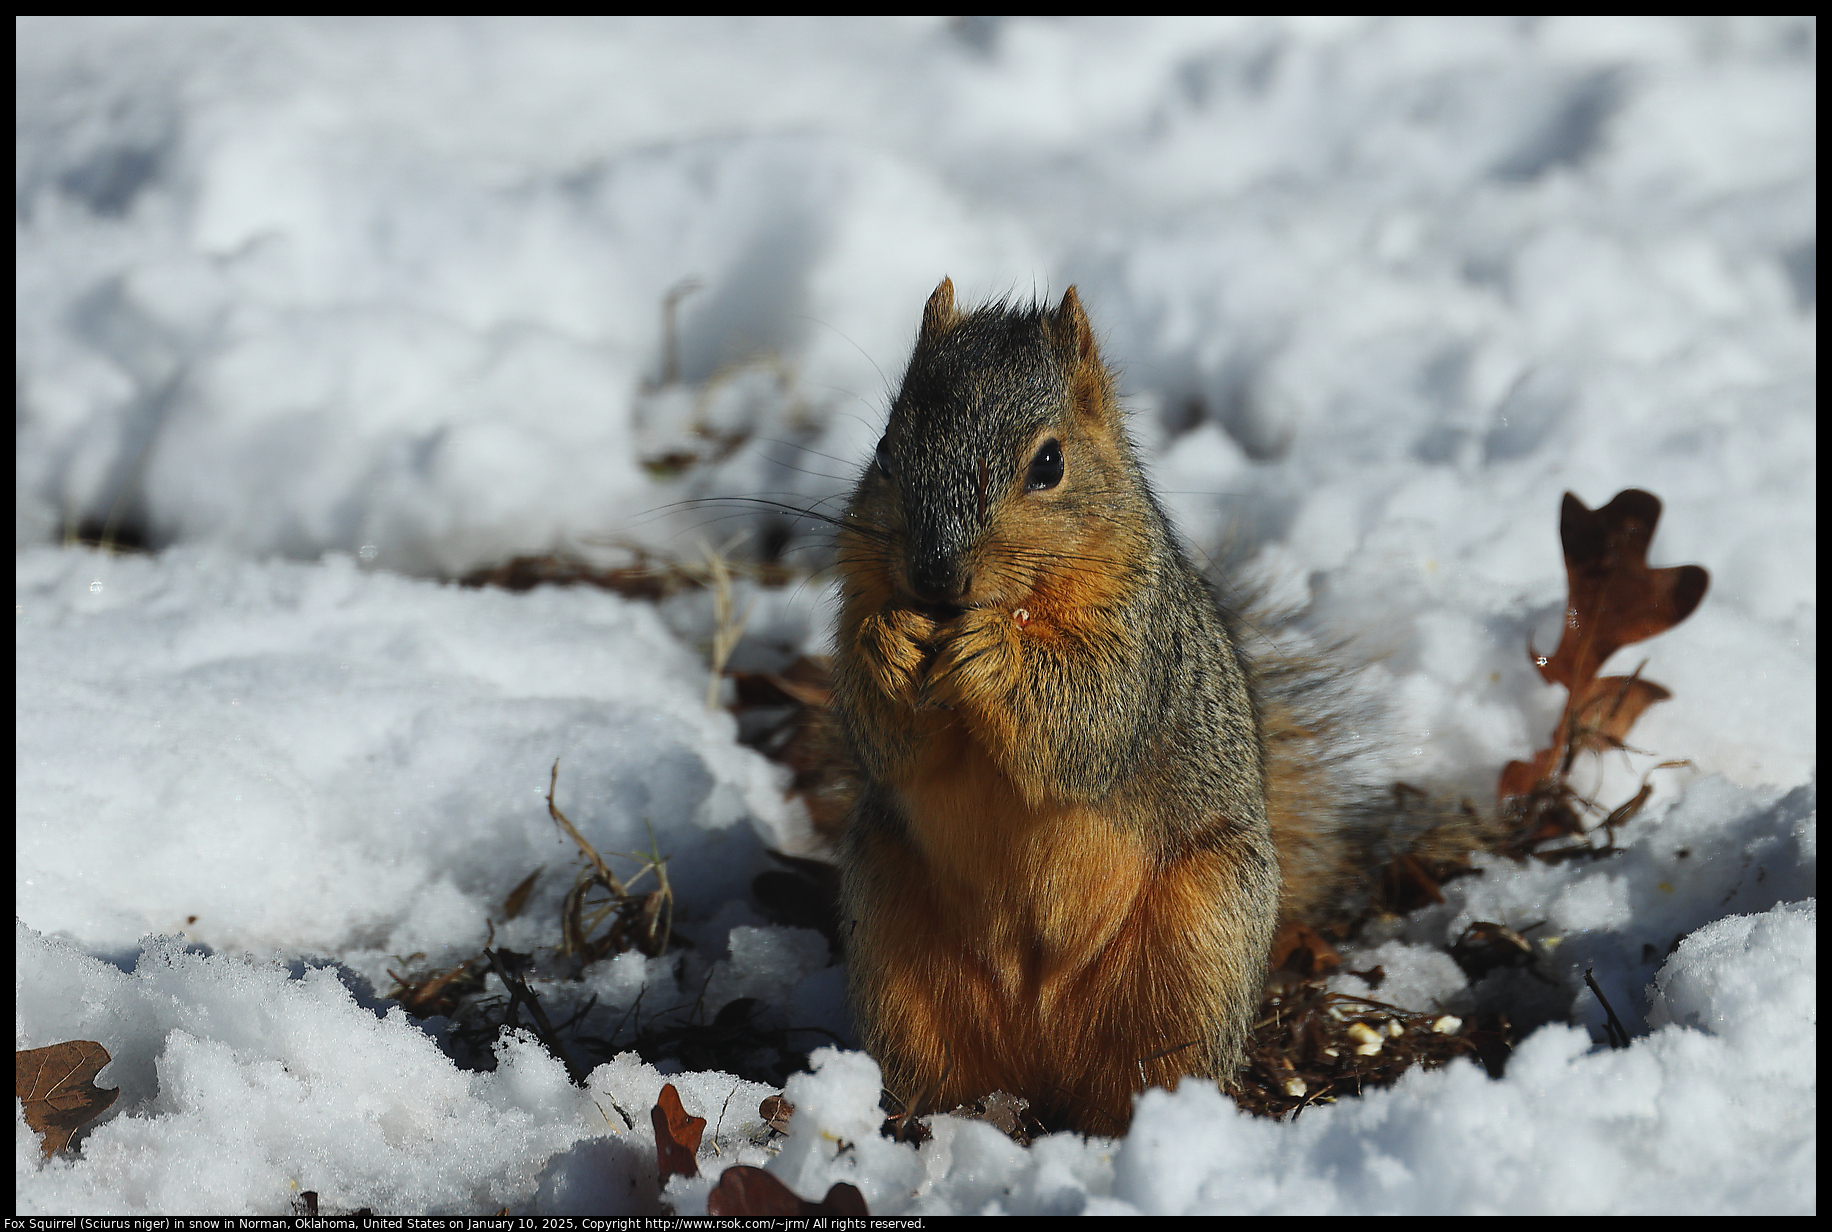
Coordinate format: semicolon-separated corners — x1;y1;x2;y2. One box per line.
829;279;1405;1134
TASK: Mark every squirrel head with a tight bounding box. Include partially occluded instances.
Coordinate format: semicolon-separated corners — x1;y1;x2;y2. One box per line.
840;278;1153;619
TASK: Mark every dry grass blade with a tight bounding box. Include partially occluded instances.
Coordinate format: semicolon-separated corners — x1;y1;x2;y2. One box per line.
547;761;623;896
384;957;485;1018
1585;967;1632;1050
559;874;598;959
547;768;676;958
702;538;758;711
624;820;676;956
657;278;703;388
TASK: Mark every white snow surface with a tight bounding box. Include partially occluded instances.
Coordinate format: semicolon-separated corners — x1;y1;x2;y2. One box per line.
16;15;1815;1216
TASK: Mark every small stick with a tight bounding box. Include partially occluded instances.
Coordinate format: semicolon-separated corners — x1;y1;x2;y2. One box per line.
485;947;588;1083
1584;968;1630;1050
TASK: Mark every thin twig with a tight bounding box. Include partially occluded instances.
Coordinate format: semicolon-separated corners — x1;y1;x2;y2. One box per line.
486;947;588;1083
1585;967;1630;1049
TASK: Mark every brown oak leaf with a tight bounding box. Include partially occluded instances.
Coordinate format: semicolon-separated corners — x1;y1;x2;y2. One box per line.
705;1166;869;1218
1565;672;1672;759
1532;489;1707;690
1502;490;1707;824
17;1040;119;1158
651;1082;706;1182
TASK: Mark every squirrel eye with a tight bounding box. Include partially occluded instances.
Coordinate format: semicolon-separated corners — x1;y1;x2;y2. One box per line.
874;435;893;480
1025;438;1064;491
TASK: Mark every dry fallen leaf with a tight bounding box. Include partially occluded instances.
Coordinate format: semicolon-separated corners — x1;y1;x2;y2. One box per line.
1565;670;1672;759
1449;921;1538;980
501;868;542;920
728;655;858;843
761;656;835;709
759;1094;794;1134
1532;489;1708;691
705;1166;869;1218
651;1082;706;1182
1269;921;1343;978
1501;489;1707;843
17;1041;119;1158
386;956;485;1019
1376;853;1448;915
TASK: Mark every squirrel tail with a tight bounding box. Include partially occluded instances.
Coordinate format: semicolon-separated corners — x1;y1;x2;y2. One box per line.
1234;598;1508;940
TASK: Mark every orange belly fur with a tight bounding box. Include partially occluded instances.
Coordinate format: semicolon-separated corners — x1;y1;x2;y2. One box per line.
852;716;1234;1133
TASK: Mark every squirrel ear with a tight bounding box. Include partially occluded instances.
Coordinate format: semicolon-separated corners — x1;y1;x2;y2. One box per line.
921;277;958;338
1051;286;1100;366
1051;287;1114;421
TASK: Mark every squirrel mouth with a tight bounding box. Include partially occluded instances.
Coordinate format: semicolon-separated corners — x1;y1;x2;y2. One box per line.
906;599;969;623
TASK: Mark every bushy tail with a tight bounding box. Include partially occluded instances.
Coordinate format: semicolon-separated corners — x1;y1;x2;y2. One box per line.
1239;610;1508;939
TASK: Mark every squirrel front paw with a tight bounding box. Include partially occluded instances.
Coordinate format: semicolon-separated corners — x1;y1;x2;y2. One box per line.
925;605;1024;711
856;607;938;706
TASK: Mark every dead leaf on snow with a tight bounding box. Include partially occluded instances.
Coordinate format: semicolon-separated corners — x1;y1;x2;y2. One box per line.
705;1165;868;1218
1500;489;1707;849
17;1041;119;1158
1531;489;1707;692
652;1082;706;1182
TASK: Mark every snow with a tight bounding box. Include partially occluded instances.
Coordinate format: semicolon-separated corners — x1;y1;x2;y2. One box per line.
16;15;1815;1217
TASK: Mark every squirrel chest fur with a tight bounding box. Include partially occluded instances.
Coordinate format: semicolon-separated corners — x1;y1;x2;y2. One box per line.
831;279;1281;1133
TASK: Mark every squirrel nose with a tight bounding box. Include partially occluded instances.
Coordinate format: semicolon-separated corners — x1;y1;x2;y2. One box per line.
908;556;969;608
